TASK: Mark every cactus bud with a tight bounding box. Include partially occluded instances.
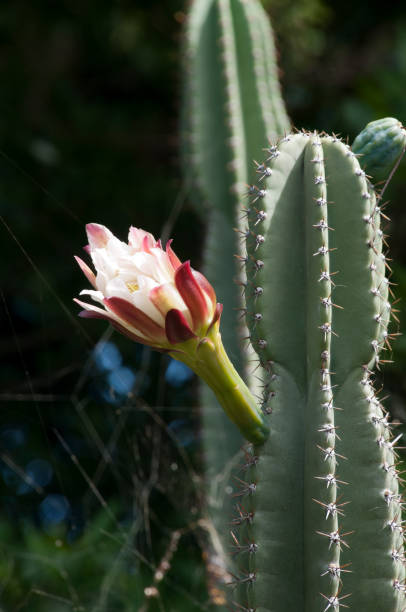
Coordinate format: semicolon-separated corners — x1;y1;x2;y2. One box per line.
352;117;406;179
74;223;269;445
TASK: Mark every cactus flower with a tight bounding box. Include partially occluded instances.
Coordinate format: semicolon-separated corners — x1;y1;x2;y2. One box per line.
74;223;269;444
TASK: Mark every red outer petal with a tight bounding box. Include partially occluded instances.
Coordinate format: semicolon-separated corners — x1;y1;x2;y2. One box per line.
156;239;162;249
103;297;165;341
110;320;160;347
192;270;216;307
74;255;97;288
165;309;197;344
78;309;110;320
206;302;223;334
174;261;208;329
166;239;182;270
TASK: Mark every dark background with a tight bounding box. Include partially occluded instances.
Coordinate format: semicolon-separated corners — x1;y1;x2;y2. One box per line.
1;1;406;610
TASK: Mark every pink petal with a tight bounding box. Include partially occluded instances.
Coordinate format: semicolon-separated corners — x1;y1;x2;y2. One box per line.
149;283;183;318
83;245;91;254
78;310;106;319
74;298;113;322
166;239;182;270
86;223;111;249
193;270;216;307
175;261;208;329
128;227;156;251
74;256;97;288
103;297;166;342
142;235;153;253
206;302;223;334
165;309;197;344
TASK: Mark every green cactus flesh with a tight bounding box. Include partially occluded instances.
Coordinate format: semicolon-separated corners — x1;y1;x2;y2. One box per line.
182;0;290;588
183;0;290;220
352;117;406;181
183;0;290;384
233;131;405;611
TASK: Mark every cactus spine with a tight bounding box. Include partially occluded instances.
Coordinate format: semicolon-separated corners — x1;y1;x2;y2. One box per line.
233;131;405;611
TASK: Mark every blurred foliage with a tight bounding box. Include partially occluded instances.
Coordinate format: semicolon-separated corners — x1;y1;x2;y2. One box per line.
1;0;406;609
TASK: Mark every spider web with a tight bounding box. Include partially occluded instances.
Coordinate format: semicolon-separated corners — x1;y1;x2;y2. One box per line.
0;165;237;612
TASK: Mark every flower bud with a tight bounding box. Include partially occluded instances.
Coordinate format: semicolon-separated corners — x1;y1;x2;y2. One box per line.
74;223;218;351
74;223;269;444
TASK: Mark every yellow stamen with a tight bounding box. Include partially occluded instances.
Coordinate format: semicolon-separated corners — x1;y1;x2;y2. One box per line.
126;281;139;293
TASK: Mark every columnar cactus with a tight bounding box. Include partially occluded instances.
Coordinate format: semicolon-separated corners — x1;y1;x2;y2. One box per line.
182;0;290;581
182;0;289;492
232;131;405;611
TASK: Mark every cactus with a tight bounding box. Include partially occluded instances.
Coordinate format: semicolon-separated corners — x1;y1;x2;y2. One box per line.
229;130;405;611
182;0;290;465
352;117;406;180
182;0;290;580
182;0;290;383
183;0;290;221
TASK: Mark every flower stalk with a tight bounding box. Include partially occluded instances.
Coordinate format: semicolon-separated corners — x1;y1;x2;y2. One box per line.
172;324;269;445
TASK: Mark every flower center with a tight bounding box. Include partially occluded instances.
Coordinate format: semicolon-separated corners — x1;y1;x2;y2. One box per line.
126;281;139;293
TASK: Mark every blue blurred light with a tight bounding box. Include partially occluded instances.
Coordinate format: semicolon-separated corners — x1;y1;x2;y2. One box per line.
107;366;136;395
165;359;193;388
0;427;25;449
2;466;20;489
93;341;123;372
168;419;196;447
17;458;54;495
39;494;70;527
25;459;53;491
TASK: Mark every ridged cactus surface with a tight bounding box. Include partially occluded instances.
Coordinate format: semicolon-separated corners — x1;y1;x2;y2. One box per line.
232;131;405;611
183;0;289;524
183;0;290;368
184;0;290;220
182;0;290;600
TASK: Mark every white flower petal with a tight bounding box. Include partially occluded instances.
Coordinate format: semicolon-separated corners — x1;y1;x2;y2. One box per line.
128;226;156;250
80;289;105;304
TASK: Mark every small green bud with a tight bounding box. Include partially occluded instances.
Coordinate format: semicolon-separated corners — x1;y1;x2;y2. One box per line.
352;117;406;180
